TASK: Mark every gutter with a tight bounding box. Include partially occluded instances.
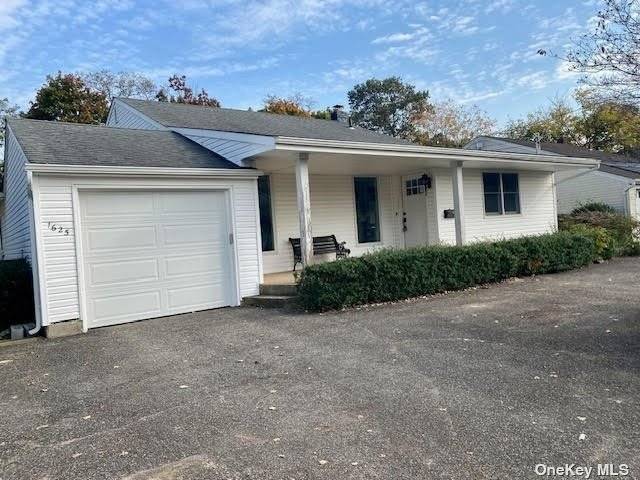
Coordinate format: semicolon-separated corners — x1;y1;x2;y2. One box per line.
274;136;599;168
25;164;263;178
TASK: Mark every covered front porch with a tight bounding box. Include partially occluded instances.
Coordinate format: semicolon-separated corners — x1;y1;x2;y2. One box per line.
246;139;596;288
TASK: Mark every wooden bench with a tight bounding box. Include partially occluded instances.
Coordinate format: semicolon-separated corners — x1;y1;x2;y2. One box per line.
288;235;351;271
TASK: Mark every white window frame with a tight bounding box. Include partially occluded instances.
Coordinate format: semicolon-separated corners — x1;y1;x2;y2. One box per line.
482;171;522;217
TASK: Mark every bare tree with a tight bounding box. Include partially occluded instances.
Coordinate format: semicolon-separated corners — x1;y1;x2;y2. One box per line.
156;75;220;107
81;70;158;101
540;0;640;104
1;97;19;149
414;99;496;147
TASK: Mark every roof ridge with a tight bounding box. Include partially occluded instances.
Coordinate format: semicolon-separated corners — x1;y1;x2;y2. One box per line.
7;117;171;133
118;97;391;131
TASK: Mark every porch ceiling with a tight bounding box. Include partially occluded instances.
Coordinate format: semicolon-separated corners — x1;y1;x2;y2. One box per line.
249;149;597;176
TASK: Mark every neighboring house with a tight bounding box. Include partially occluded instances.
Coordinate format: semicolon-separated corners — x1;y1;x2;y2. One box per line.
465;136;640;219
0;100;597;333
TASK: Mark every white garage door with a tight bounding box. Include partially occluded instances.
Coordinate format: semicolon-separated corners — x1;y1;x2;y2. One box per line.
80;190;234;328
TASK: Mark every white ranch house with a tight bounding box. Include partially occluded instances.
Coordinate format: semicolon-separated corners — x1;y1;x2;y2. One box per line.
0;100;598;334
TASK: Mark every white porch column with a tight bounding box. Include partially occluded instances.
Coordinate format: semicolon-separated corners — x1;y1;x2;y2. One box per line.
295;152;313;266
451;160;466;246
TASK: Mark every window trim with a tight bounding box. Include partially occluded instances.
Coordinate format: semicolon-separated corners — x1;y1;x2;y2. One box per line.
257;175;277;253
353;176;383;245
482;171;522;217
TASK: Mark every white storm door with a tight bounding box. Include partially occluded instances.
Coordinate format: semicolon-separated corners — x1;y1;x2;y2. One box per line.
80;190;233;328
402;176;429;248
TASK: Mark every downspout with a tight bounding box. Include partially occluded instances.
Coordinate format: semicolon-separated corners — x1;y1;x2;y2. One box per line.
26;170;42;336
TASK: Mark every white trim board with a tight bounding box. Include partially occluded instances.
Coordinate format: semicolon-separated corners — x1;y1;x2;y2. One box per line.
25;164;263;178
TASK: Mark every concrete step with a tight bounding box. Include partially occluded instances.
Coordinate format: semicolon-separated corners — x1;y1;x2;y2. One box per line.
259;283;297;296
243;295;297;308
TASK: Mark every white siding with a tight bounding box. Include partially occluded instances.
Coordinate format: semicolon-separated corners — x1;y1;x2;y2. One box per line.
433;168;557;245
1;128;31;260
262;174;400;274
555;169;633;214
466;137;540;154
180;132;274;165
34;174;261;325
106;100;163;130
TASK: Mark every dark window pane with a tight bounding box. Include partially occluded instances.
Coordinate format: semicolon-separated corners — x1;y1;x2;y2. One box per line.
482;173;501;193
502;173;519;193
484;193;502;214
503;193;520;213
354;177;380;243
257;175;274;251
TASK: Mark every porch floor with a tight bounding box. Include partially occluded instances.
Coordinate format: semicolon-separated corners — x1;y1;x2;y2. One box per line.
263;270;297;285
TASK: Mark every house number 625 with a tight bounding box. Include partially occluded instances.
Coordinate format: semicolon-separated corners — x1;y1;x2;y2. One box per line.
48;222;70;236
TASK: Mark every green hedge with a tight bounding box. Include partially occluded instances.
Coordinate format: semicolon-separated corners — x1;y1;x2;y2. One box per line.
0;259;35;331
297;232;596;312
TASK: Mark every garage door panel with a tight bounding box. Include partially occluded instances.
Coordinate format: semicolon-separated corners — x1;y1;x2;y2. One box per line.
80;189;234;329
92;290;163;324
86;226;157;251
165;253;226;278
162;223;225;246
84;191;154;218
167;283;227;310
89;258;159;287
159;191;220;215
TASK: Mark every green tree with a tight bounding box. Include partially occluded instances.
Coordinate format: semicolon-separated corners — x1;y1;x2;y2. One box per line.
575;90;640;154
347;77;432;140
414;99;496;147
25;73;108;124
1;98;19;149
503;97;580;144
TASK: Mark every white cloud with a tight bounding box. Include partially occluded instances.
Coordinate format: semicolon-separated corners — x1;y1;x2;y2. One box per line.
372;32;415;44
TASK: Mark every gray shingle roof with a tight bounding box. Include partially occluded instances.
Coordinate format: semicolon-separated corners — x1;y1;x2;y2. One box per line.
599;163;640;179
479;136;640;179
8;118;239;169
118;98;411;145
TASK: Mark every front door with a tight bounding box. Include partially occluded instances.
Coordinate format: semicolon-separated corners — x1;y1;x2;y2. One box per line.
402;175;429;248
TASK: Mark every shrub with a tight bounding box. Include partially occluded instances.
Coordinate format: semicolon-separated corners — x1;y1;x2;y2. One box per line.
0;259;35;331
297;232;596;312
563;224;615;260
571;202;617;215
559;210;640;256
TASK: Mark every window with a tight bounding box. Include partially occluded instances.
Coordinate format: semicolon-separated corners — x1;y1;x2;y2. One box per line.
482;172;520;215
257;175;274;251
405;177;425;196
354;177;380;243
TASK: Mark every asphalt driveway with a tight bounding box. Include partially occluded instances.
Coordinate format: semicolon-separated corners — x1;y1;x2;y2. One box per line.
1;258;639;479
